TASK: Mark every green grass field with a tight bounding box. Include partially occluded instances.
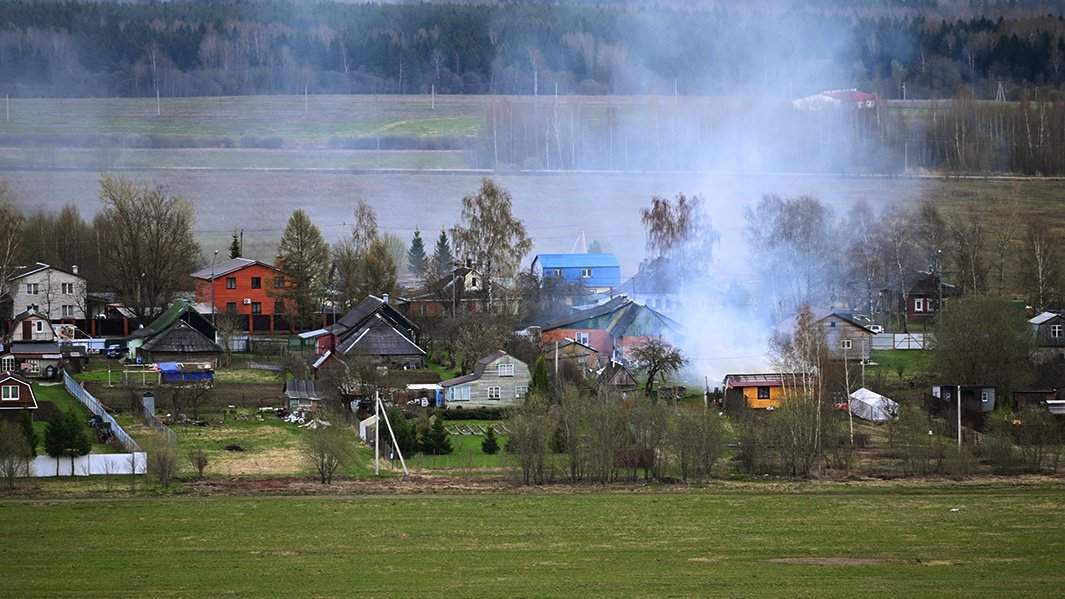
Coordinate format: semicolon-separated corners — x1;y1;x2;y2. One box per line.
3;483;1064;597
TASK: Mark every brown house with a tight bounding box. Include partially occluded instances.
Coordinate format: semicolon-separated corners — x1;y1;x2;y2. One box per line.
0;373;38;423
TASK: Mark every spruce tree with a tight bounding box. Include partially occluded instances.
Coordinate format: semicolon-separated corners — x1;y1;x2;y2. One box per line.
481;424;500;455
229;231;241;258
431;229;454;278
407;229;429;276
424;416;453;455
529;355;551;396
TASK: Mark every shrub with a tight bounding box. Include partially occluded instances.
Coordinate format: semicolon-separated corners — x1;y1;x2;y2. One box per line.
0;422;33;489
303;424;352;484
188;448;209;479
149;442;179;488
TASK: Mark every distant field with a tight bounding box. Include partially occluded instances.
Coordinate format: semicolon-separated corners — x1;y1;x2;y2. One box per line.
4;484;1065;597
4;169;1064;277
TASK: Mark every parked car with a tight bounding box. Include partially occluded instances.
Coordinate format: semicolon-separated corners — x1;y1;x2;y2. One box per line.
868;324;884;334
105;346;125;359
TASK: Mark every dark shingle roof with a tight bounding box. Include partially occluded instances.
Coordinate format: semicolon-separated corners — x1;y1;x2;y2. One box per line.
541;296;631;330
9;342;61;355
440;350;510;388
189;257;278;280
336;314;425;357
140;321;222;354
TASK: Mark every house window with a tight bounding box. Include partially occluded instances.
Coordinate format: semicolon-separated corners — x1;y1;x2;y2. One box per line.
1;385;18;401
35;321;44;333
226;302;237;314
273;276;285;289
226;277;237;289
581;268;592;278
25;360;40;375
487;386;501;400
554;268;563;278
251;277;262;289
914;298;925;313
274;300;285;314
470;277;478;288
575;332;590;345
1;356;14;371
449;386;470;402
251;302;262;314
497;363;514;377
756;386;771;400
981;390;992;403
62;305;75;318
26;283;38;295
61;282;74;294
515;386;528;398
841;339;853;350
1052;324;1063;339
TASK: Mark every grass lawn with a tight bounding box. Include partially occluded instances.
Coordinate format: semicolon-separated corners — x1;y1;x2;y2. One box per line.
30;383;114;454
2;483;1064;597
869;350;935;386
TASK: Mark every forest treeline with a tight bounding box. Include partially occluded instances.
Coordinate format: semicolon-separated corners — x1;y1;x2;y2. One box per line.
7;1;1065;99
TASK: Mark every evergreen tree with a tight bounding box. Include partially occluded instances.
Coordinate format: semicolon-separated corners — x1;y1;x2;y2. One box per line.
43;414;68;476
529;355;551;396
62;412;91;475
229;230;241;259
422;416;453;455
431;229;454;278
278;209;330;327
407;229;429;276
481;424;500;454
386;408;417;456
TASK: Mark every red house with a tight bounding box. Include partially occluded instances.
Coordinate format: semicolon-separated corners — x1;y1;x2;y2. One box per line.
539;296;680;362
191;257;293;317
0;372;38;424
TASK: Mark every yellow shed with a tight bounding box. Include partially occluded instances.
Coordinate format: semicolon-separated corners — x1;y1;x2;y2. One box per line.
723;373;809;409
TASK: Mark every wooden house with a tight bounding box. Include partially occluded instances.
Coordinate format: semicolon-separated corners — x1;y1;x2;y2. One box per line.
723;373;810;410
126;300;218;364
543;338;601;371
597;361;638;392
539;296;680;363
303;295;425;370
1029;311;1065;364
0;342;65;379
137;321;223;366
0;373;37;424
8;310;57;342
814;312;875;361
904;271;960;321
441;351;530;409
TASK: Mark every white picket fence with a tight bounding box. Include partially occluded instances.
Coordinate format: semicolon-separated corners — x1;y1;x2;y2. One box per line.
871;333;933;350
29;453;147;477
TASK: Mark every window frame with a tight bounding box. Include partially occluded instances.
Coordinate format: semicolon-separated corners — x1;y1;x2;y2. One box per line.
251;302;262;314
1051;324;1063;339
1;385;19;401
575;331;590;346
226;302;237;314
497;363;515;377
756;386;771;400
580;268;592;278
487;386;502;400
35;321;44;333
27;283;38;295
225;277;237;289
840;339;853;350
251;276;262;289
273;275;285;289
1;356;15;371
914;298;925;313
515;385;528;398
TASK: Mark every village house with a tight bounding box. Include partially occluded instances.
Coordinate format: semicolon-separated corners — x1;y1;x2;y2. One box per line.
303;295;425;370
722;373;810;410
904;271;960;322
815;311;875;361
8;310;57;342
539;296;680;363
6;262;88;320
191;257;294;320
1;342;66;379
1029;311;1065;364
398;264;491;318
0;372;38;424
531;253;621;295
441;350;530;409
542;338;601;371
125;300;219;364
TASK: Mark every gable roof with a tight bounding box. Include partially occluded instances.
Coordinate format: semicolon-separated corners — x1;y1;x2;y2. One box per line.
618;257;676;296
0;373;37;410
908;271;960;296
8;342;61;356
334;295;418;336
12;310;51;325
140;320;222;354
129;300;214;341
190;257;280;280
541;296;680;339
1030;311;1062;325
815;311;876;334
440;350;514;388
534;253;620;270
723;373;808;388
284;379;321;401
598;361;637;389
335;313;425;357
542;296;631;330
10;262;84;281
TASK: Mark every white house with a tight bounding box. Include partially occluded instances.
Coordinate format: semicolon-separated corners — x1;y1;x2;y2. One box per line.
440;351;531;409
9;262;88;320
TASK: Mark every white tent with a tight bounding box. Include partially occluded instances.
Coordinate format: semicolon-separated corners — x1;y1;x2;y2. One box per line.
848;387;899;422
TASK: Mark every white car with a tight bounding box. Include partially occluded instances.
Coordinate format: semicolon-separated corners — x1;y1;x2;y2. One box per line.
868;324;884;334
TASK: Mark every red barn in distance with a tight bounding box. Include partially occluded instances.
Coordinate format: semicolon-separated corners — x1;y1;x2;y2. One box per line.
191;257;294;316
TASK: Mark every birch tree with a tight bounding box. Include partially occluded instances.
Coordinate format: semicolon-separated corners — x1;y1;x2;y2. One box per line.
1020;219;1058;312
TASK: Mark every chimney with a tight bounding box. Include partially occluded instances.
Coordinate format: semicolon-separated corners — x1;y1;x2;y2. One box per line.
382;293;390;304
72;264;79;275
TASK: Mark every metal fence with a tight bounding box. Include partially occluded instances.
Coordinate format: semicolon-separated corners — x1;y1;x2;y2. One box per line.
142;408;177;447
63;371;141;452
871;333;933;350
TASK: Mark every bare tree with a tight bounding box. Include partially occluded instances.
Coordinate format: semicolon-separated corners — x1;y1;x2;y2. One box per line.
0;422;32;489
95;176;200;321
148;440;178;488
508;392;555;485
188;448;209;479
451;178;533;310
303;420;352;484
214;312;245;367
1020;218;1058;312
0;180;23;300
331;201;397;307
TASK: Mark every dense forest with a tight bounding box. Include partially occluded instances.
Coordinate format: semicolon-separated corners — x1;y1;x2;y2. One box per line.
6;1;1065;99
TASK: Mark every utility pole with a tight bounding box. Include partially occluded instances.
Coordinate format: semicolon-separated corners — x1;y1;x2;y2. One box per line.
304;84;309;114
844;344;853;445
956;384;962;450
4;94;8;122
210;249;218;328
431;84;435;110
374;390;408;476
374;389;380;476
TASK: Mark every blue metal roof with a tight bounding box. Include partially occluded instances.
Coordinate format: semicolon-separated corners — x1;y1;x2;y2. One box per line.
533;253;620;269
